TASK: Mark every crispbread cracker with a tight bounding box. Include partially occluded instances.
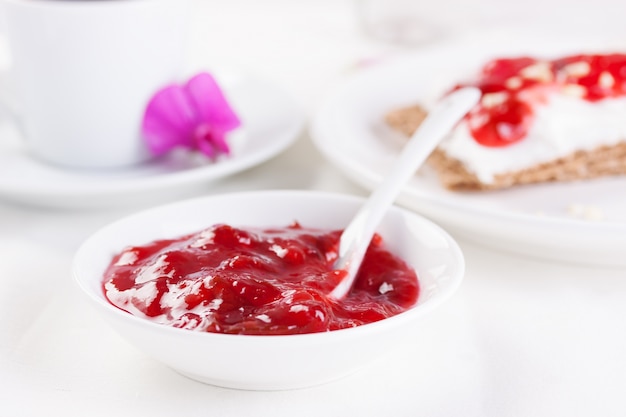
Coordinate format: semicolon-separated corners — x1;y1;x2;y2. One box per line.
386;105;626;190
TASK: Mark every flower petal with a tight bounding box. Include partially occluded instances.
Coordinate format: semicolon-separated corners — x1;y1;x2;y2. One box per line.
193;123;230;159
185;72;241;131
141;72;241;159
210;131;230;155
142;85;198;155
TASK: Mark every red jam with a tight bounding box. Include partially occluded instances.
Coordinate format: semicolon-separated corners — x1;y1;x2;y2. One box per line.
103;223;419;335
459;53;626;147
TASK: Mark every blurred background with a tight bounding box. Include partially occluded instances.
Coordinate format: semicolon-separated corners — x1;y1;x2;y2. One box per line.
180;0;626;114
2;0;625;116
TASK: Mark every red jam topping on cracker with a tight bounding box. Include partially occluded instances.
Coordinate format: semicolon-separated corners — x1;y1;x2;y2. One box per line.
459;54;626;147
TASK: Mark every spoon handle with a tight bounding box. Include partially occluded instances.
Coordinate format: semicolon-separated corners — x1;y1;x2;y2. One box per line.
330;87;481;299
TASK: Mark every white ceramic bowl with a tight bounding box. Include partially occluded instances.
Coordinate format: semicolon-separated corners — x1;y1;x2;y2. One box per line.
73;190;464;390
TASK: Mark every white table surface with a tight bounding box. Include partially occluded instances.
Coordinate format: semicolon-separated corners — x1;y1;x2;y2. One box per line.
2;1;626;416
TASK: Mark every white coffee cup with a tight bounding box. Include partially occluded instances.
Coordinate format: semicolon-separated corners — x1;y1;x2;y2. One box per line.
1;0;189;169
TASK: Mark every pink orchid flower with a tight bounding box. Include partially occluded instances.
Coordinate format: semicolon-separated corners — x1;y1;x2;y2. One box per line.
142;72;241;159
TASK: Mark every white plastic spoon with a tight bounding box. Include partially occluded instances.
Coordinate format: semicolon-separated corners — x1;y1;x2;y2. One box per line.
330;87;481;300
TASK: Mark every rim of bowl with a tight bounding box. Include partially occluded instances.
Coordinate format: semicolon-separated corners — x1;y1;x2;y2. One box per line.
73;190;465;342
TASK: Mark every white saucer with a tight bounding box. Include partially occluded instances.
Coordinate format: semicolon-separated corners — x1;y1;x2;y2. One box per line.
311;29;626;266
0;73;304;209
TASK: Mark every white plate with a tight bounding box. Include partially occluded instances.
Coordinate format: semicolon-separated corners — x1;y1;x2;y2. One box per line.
311;30;626;266
0;73;304;208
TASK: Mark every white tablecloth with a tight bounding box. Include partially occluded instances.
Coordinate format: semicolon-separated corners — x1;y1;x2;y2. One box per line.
2;1;626;416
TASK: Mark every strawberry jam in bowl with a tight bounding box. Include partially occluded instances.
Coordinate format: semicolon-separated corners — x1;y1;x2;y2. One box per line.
103;223;420;335
73;191;464;390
